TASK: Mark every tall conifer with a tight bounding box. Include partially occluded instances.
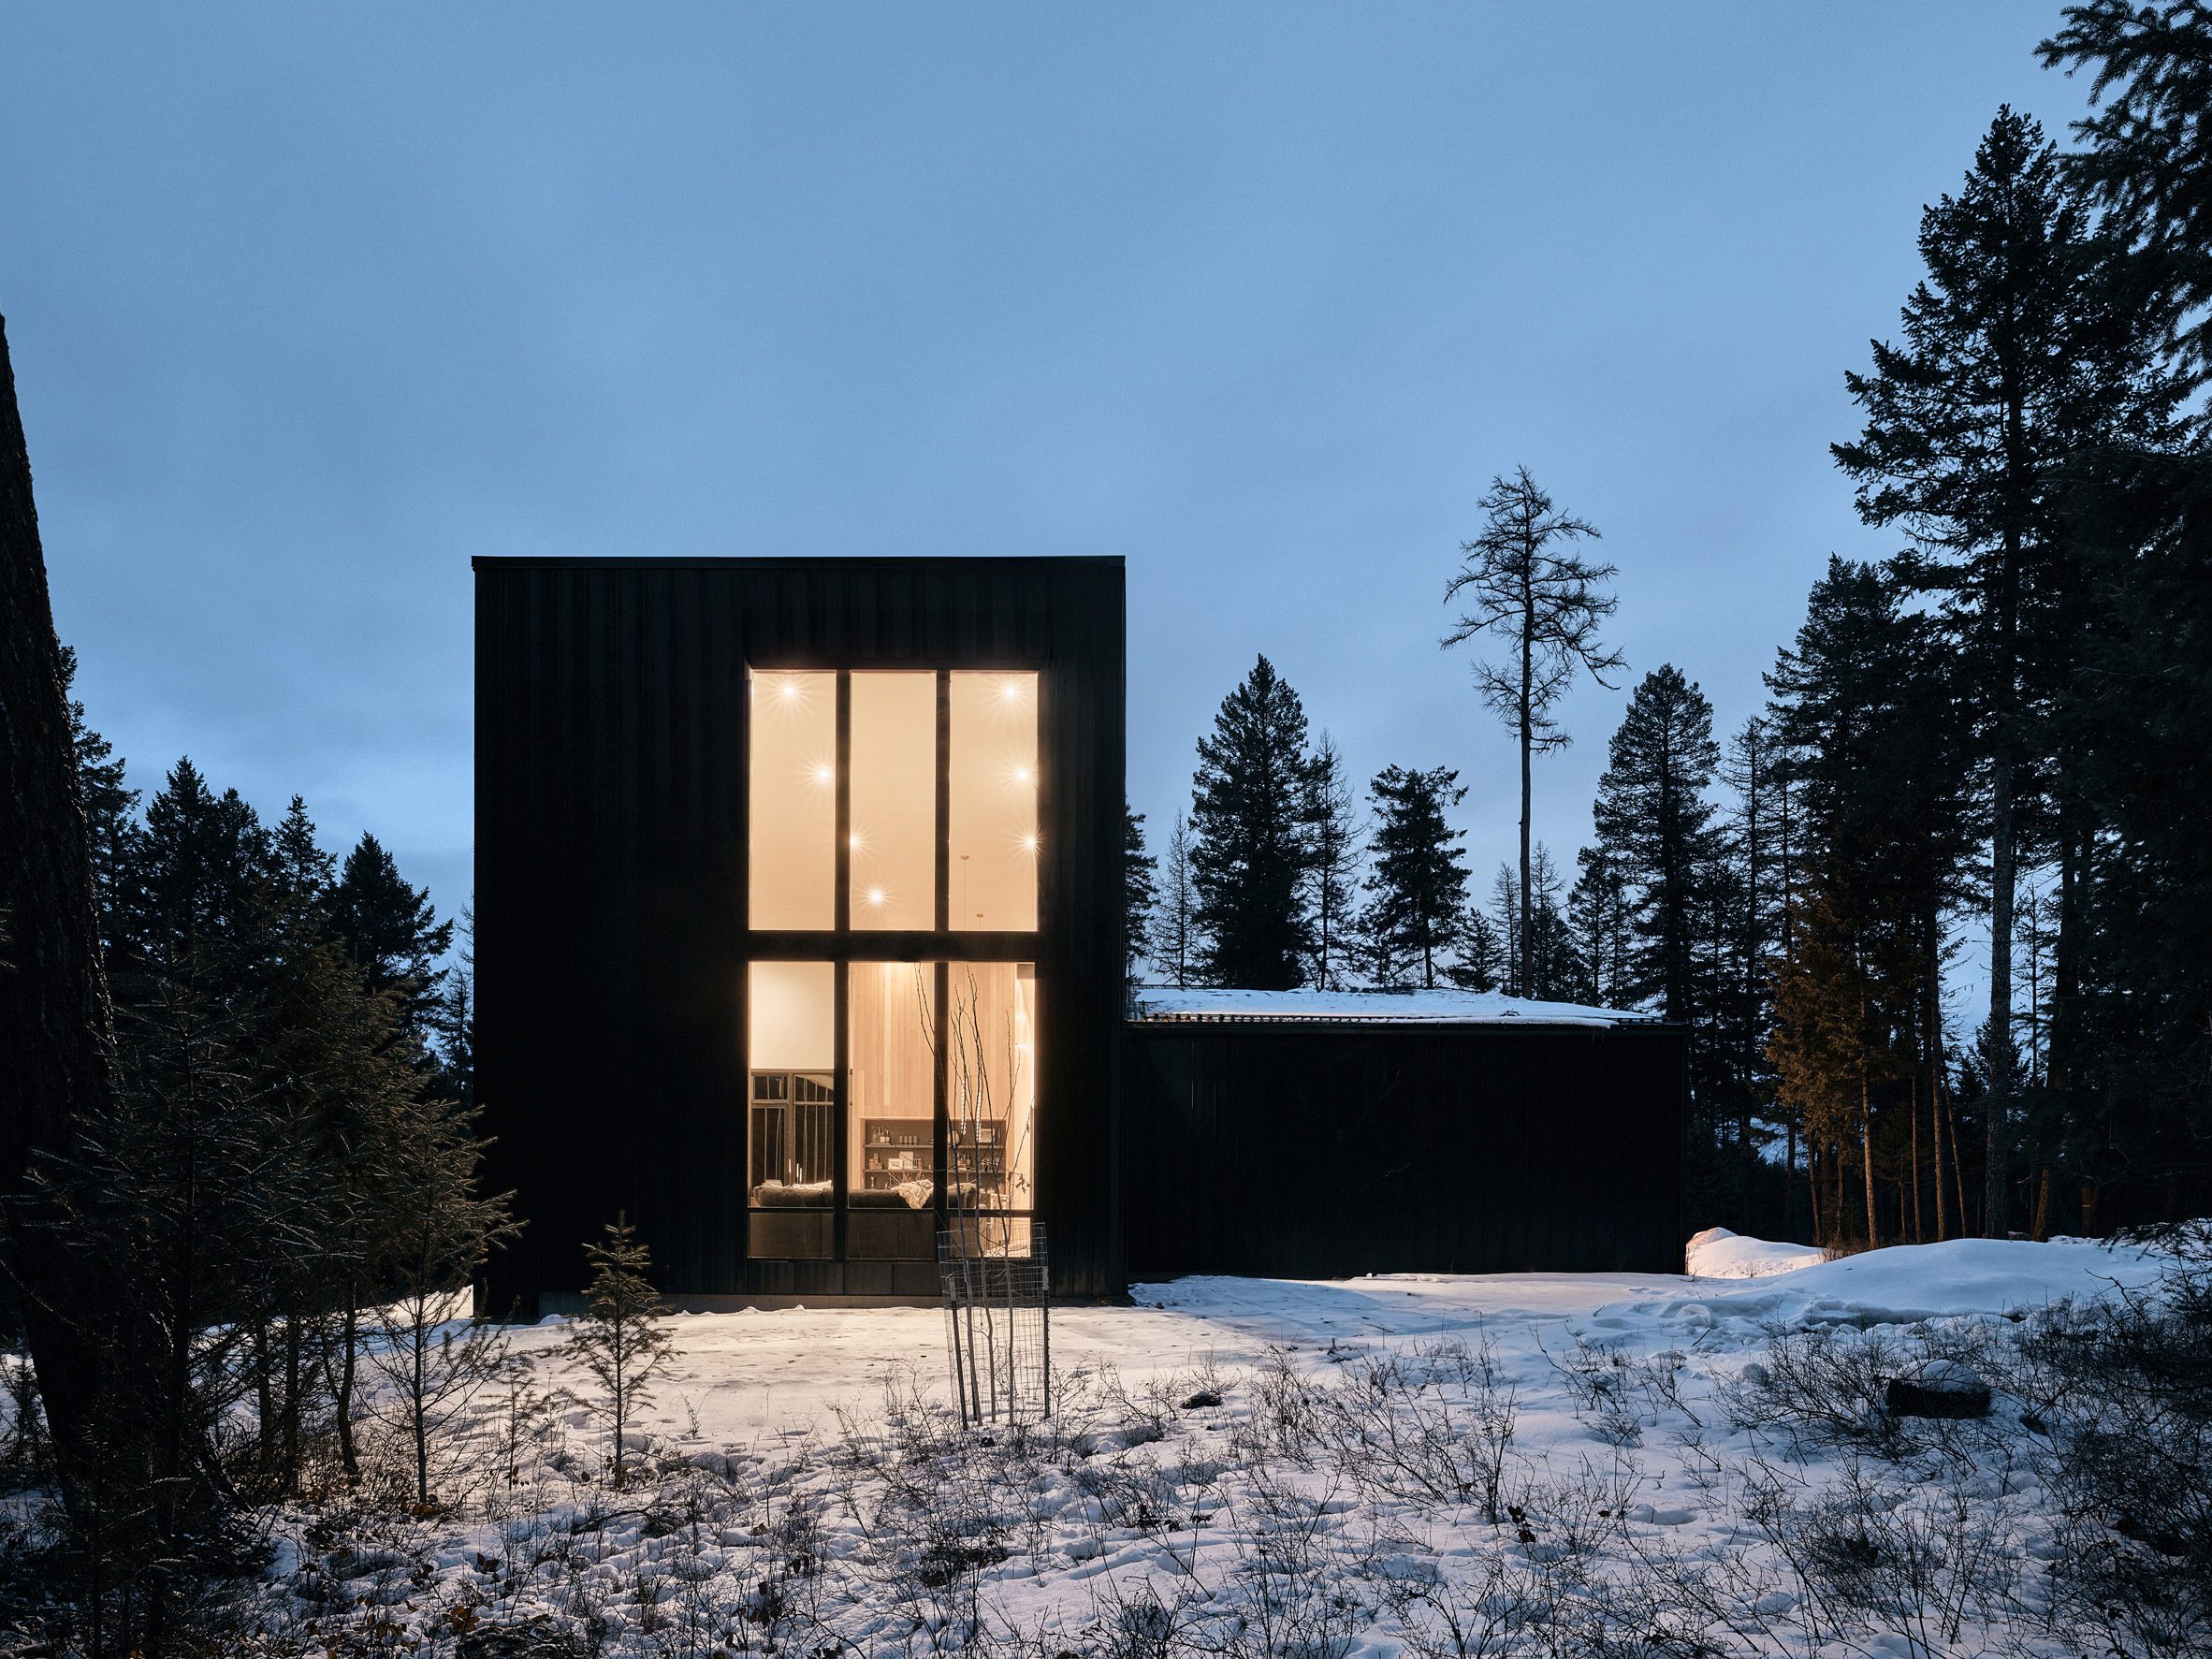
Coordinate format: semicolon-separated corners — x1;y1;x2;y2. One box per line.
1188;656;1318;989
1358;765;1471;989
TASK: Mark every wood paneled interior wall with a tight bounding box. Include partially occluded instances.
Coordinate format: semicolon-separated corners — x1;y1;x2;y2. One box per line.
474;559;1127;1309
1121;1023;1687;1277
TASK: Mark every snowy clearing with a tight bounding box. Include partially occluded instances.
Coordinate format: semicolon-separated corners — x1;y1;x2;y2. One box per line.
241;1234;2190;1656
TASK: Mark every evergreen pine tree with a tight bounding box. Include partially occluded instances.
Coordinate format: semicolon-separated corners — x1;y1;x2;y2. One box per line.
1443;467;1623;996
57;646;138;961
1304;733;1362;990
1569;846;1635;1008
1447;906;1505;993
1160;811;1197;991
1189;656;1318;989
567;1215;675;1487
1521;844;1581;1000
1357;765;1471;989
1832;106;2179;1231
1123;802;1157;983
117;758;277;1011
1589;666;1723;1024
433;903;476;1108
1766;559;1972;1244
332;831;453;1047
2043;1;2212;382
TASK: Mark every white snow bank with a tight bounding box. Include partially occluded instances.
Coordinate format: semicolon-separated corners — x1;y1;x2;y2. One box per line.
1685;1227;1824;1278
1614;1234;2169;1332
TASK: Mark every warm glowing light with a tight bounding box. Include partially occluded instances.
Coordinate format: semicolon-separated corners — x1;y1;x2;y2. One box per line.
1001;680;1022;702
849;833;864;849
1012;765;1032;784
1019;833;1040;854
778;680;800;702
865;887;887;908
812;764;833;786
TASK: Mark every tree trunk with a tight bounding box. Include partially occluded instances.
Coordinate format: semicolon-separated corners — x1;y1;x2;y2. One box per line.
335;1284;360;1479
1784;1118;1798;1239
1945;1090;1972;1236
1931;1071;1949;1242
0;313;125;1518
1910;1074;1923;1244
1861;1067;1879;1248
1806;1139;1823;1248
1987;744;2016;1236
1517;596;1534;999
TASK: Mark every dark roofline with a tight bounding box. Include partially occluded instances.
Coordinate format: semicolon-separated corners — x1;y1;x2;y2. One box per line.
472;554;1126;572
1127;1011;1683;1032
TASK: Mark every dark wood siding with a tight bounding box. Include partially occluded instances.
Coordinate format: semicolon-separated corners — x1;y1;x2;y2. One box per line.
1121;1022;1686;1277
476;558;1127;1308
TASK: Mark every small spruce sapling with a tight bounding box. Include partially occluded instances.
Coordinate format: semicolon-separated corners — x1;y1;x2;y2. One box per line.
566;1215;675;1486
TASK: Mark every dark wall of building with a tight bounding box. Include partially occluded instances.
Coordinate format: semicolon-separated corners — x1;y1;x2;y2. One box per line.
475;558;1127;1309
1122;1023;1686;1278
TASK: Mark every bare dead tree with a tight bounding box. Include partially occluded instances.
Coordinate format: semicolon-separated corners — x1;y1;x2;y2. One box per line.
1443;467;1623;997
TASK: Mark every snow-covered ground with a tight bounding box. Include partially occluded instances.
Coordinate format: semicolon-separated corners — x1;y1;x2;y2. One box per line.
257;1234;2185;1655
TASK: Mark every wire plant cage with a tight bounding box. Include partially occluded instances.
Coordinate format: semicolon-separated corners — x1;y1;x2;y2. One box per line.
939;1222;1050;1428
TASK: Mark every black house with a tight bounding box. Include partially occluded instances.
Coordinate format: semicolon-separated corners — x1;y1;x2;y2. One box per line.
474;555;1682;1312
475;556;1126;1309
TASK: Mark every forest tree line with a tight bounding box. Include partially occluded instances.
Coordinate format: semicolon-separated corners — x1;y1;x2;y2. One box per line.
1124;10;2212;1249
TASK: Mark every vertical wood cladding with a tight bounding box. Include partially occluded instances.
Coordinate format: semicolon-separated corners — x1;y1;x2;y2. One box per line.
1120;1023;1686;1277
475;559;1127;1308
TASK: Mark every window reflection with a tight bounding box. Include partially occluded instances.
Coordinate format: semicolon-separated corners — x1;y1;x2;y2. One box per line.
949;673;1038;931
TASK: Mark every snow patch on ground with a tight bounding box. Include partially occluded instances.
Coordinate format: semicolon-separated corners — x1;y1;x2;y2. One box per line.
1684;1225;1825;1278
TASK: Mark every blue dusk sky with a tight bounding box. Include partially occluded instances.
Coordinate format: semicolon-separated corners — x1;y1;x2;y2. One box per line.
1;5;2092;956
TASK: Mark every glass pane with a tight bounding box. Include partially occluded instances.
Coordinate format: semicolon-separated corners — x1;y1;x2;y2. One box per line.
749;671;836;929
849;962;938;1201
949;672;1038;931
943;963;1035;1226
747;962;835;1203
850;673;937;930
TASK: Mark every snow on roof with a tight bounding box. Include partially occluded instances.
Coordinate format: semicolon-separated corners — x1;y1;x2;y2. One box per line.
1127;984;1658;1027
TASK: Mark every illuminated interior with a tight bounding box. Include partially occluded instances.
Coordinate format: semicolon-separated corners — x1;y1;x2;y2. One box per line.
849;962;937;1197
950;673;1038;931
746;961;834;1196
747;672;835;929
744;667;1041;1257
945;963;1035;1226
850;673;937;930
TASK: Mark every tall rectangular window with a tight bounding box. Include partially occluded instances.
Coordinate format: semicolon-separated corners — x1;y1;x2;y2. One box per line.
749;671;835;929
944;962;1035;1214
849;962;938;1198
949;672;1038;931
745;664;1041;1264
747;961;834;1198
849;673;937;930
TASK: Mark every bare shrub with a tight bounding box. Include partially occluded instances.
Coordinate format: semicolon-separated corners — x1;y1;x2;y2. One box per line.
1750;1451;2023;1658
2018;1244;2212;1659
1724;1321;1904;1452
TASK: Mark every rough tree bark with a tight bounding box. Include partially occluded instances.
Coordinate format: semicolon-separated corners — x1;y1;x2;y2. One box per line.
0;313;121;1511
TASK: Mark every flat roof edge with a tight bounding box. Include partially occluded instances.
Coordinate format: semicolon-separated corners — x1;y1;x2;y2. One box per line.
1125;1013;1673;1031
471;554;1127;572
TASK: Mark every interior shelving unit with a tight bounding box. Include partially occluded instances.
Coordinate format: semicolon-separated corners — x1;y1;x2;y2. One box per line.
860;1116;935;1190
